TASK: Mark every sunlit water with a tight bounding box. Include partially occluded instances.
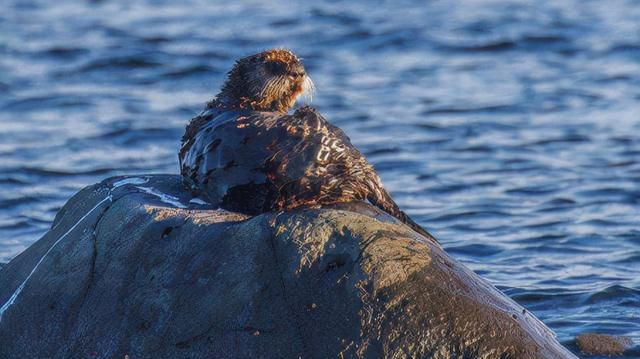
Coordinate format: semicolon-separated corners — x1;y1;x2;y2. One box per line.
1;0;639;356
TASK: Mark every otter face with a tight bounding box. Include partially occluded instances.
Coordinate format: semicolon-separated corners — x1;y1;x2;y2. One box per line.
219;49;315;113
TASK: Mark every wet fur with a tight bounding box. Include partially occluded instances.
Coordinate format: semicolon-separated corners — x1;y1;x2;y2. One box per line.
180;49;436;242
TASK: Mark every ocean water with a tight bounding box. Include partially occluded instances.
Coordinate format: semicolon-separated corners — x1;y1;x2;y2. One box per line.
1;0;639;356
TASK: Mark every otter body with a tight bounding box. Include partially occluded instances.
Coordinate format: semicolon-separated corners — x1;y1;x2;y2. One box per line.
179;49;435;241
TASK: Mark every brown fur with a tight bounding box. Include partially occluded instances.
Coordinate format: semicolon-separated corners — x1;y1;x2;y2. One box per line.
181;49;309;161
209;49;307;113
179;49;437;242
180;49;307;160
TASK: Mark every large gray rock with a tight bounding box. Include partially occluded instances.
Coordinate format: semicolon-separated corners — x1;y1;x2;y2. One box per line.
0;175;577;358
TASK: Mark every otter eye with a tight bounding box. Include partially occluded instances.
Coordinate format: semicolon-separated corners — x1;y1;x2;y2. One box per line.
265;61;287;74
288;71;305;80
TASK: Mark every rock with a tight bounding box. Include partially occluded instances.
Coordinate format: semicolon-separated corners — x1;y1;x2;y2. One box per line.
576;333;633;356
0;175;578;359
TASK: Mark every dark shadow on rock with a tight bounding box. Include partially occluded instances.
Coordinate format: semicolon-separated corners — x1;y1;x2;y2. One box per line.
0;175;578;359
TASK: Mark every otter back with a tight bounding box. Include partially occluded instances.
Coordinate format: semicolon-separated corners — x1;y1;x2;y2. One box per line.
180;107;376;213
180;106;436;242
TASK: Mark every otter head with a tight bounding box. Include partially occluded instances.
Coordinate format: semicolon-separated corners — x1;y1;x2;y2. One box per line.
215;49;315;113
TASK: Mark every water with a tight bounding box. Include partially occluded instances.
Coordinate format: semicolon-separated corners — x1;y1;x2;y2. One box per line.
1;0;639;356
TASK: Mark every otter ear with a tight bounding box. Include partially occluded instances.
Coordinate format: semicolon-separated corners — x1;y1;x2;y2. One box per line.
265;61;287;75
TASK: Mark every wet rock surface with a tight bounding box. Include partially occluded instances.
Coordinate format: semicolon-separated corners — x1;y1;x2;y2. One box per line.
576;333;633;356
0;175;578;358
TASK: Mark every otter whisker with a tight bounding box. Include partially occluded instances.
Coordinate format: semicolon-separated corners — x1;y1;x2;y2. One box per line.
300;75;316;103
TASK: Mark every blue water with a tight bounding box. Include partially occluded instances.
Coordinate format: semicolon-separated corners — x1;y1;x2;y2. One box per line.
1;0;639;356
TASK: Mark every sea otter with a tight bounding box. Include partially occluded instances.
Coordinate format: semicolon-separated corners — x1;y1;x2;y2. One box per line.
179;49;436;242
